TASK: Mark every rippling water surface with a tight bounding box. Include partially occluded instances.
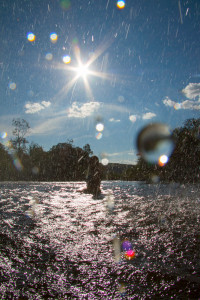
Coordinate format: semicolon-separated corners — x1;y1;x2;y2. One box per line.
0;181;200;299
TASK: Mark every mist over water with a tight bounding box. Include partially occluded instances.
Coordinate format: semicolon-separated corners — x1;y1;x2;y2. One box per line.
0;181;200;299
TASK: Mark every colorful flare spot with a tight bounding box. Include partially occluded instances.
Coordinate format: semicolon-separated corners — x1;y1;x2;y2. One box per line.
122;240;133;251
9;82;16;90
27;32;35;42
1;132;7;139
158;154;168;166
50;33;58;43
124;250;135;260
13;158;23;171
72;37;79;45
117;0;125;9
63;55;71;64
129;115;136;123
96;132;102;140
96;123;104;132
45;53;53;61
60;0;71;10
174;103;182;110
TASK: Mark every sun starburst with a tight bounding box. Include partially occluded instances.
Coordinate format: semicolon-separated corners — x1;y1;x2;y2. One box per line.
49;37;116;103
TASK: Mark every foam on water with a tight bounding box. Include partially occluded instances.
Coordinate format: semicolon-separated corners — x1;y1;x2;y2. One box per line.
0;181;199;298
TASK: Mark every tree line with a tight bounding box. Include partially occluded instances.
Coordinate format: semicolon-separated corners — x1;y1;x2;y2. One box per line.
122;118;200;183
0;118;94;181
0;118;199;183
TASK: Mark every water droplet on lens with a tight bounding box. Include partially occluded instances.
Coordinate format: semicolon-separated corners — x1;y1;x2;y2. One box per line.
137;123;174;165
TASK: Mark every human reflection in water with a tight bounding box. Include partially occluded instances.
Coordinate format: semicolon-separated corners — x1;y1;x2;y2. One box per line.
83;156;103;198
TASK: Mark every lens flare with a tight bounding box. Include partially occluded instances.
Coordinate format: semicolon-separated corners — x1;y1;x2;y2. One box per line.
13;158;23;171
122;240;133;251
96;132;102;140
119;282;126;296
45;53;53;61
1;132;7;139
96;123;104;132
106;192;115;213
158;154;168;167
124;249;135;260
117;0;125;9
9;82;16;90
27;32;35;42
63;55;71;64
129;115;137;123
50;33;58;43
60;0;71;10
174;103;182;110
32;166;39;175
102;158;109;165
113;236;121;263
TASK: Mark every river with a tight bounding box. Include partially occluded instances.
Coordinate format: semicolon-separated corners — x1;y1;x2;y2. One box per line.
0;181;200;299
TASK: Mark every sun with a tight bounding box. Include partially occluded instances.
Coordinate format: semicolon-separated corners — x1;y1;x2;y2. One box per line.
51;37;115;103
76;63;89;78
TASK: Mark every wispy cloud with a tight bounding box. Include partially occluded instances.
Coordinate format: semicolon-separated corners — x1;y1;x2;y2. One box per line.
182;83;200;99
142;112;156;120
104;150;137;164
109;118;120;122
163;96;200;110
30;116;67;135
68;101;100;118
25;101;51;114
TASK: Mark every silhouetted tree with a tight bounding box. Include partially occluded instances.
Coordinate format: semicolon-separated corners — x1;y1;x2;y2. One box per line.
11;118;30;154
83;144;93;156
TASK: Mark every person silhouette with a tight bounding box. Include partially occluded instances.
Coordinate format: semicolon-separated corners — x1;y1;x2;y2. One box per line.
84;156;102;198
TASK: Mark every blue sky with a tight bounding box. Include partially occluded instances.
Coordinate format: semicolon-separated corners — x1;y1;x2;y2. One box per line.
0;0;200;164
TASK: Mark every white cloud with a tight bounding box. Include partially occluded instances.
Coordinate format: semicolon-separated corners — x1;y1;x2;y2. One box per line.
68;101;100;118
25;101;51;114
182;83;200;99
109;118;120;122
181;99;200;110
163;97;200;110
142;112;156;120
163;97;176;107
41;101;51;107
105;150;137;164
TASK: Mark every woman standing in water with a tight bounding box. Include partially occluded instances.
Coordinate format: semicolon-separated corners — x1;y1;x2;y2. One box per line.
84;156;102;198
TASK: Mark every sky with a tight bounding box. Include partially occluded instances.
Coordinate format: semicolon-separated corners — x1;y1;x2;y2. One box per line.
0;0;200;165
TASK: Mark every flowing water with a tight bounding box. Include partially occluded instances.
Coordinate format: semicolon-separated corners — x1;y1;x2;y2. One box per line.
0;181;200;299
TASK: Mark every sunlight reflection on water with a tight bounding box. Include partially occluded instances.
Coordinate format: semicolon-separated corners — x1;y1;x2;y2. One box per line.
0;181;199;298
